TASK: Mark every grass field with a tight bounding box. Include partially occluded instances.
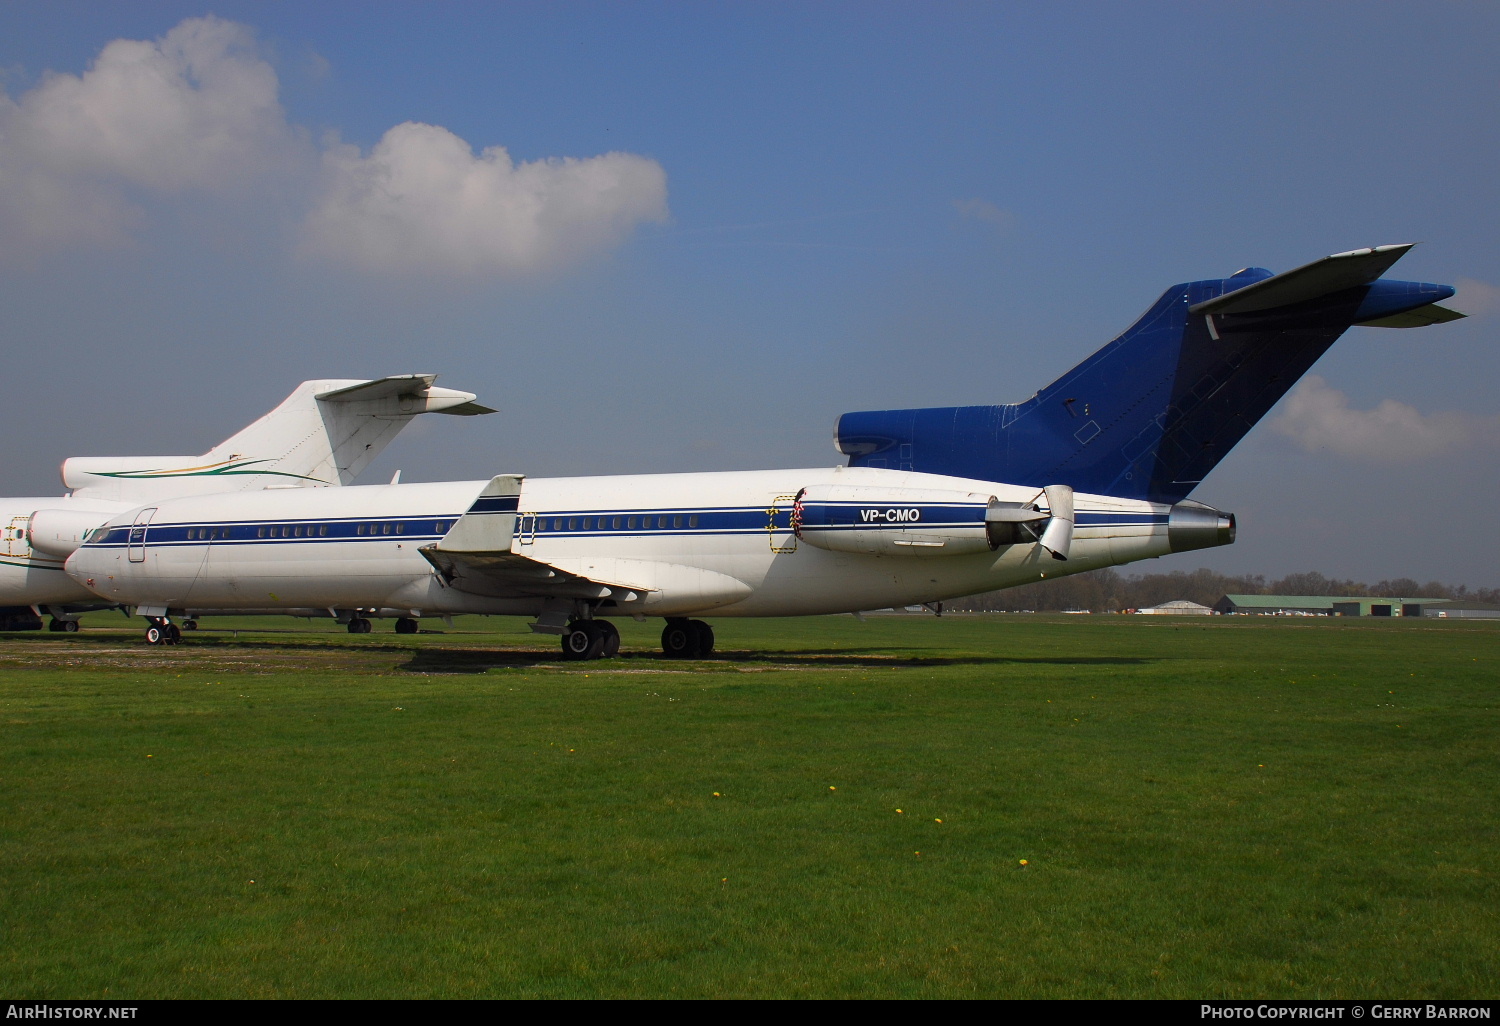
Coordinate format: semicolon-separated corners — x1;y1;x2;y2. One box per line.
0;612;1495;998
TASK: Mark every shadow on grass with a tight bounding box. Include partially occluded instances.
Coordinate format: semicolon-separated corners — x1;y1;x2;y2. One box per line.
399;647;1157;674
2;630;1157;674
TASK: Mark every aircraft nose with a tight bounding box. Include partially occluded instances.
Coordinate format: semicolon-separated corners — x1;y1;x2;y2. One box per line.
1167;503;1236;553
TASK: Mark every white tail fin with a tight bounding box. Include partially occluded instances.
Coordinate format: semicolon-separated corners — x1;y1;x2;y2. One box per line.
63;375;492;501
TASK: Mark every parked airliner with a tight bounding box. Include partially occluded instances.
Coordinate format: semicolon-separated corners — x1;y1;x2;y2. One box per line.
1;375;490;631
61;246;1462;657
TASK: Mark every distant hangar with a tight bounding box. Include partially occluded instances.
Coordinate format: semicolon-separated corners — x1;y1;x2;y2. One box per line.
1213;595;1449;617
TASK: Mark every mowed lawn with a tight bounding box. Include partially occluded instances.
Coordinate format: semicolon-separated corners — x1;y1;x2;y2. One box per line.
0;613;1494;998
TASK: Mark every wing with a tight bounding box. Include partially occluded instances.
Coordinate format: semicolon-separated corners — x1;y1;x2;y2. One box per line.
420;475;751;614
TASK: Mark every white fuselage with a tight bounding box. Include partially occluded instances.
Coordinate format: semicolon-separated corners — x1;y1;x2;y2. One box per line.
64;467;1189;619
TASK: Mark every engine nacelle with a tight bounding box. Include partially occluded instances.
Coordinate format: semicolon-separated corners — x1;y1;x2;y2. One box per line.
27;507;112;559
794;484;1018;557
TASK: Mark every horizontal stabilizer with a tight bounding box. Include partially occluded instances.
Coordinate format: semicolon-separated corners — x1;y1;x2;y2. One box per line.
315;375;497;416
1356;302;1467;328
1191;245;1414;315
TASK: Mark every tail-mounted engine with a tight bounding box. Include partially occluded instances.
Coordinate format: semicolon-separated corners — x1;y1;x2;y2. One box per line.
792;483;1074;558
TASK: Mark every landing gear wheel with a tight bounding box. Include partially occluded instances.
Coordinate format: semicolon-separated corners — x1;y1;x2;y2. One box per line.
182;619;198;631
561;622;604;661
347;617;372;634
62;620;79;632
690;619;714;657
595;619;620;658
661;619;700;659
394;617;419;634
145;624;166;646
48;619;65;632
165;624;182;645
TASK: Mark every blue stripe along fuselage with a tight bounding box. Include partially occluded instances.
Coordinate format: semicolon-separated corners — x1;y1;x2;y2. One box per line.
79;505;1167;550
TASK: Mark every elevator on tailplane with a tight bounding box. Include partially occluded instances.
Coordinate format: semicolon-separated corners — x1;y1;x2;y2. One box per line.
62;245;1462;657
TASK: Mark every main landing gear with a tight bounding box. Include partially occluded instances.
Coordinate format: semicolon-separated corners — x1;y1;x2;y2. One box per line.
144;618;181;646
560;619;621;661
346;616;420;634
47;618;79;633
661;618;714;659
555;618;716;661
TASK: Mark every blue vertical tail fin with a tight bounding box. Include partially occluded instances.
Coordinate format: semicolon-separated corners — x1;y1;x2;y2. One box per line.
835;245;1462;503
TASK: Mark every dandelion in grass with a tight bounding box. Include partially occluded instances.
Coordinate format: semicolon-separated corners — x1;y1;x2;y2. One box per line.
1019;860;1028;867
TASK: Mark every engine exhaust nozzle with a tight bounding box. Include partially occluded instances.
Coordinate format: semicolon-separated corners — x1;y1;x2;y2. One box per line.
1167;503;1236;553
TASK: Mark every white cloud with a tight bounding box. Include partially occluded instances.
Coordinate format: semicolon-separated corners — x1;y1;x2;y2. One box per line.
1453;278;1499;318
953;197;1013;230
1270;375;1495;462
301;122;668;275
0;16;300;247
0;17;669;275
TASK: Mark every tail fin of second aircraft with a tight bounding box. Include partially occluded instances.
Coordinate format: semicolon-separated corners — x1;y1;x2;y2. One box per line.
835;245;1463;504
63;375;493;501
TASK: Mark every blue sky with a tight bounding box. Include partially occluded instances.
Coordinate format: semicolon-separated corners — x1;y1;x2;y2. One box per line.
1;2;1496;585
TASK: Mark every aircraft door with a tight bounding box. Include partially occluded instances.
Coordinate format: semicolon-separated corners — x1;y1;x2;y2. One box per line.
3;517;30;558
127;508;157;563
517;513;539;546
767;494;798;553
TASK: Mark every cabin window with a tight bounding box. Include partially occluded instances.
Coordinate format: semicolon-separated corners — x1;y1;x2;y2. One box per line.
187;528;196;540
356;524;365;536
564;518;574;531
293;526;302;538
552;518;562;531
689;515;699;529
320;524;328;537
642;516;653;529
382;523;391;535
395;523;404;535
256;527;265;538
611;516;621;530
582;517;593;530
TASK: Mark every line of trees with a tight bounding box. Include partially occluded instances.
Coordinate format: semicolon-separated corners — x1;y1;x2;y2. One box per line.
942;568;1500;614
